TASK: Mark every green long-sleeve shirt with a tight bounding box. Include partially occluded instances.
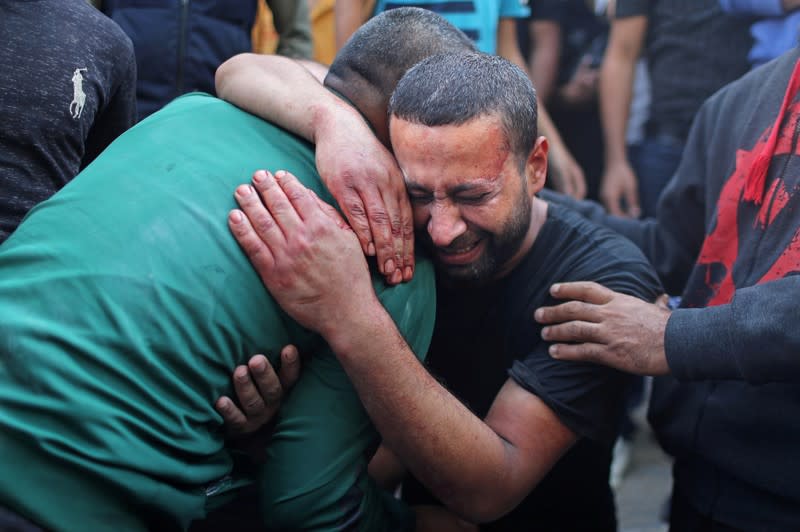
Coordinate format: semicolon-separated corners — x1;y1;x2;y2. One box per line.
0;94;434;531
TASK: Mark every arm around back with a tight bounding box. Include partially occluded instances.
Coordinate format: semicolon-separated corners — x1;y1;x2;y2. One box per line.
229;170;579;523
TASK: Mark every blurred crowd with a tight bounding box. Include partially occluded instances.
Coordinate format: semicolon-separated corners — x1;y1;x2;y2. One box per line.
2;1;800;531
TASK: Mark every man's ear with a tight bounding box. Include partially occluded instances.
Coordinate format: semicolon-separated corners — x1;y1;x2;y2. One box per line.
525;136;549;194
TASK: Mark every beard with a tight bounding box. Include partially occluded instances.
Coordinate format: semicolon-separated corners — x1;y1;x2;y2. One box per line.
423;192;532;284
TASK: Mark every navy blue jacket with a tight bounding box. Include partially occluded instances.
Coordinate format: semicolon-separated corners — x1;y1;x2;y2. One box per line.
103;0;258;120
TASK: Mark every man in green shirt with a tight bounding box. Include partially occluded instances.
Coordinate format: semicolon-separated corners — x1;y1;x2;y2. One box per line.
0;9;473;531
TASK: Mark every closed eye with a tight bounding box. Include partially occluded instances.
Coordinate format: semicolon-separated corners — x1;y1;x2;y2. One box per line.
456;192;492;205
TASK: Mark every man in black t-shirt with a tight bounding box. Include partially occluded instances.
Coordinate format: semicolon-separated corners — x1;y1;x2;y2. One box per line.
599;0;751;217
226;51;662;529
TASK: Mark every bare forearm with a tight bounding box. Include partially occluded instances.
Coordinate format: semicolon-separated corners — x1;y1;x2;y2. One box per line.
599;55;635;164
528;21;561;104
335;0;367;50
497;18;529;75
599;17;645;164
215;53;347;144
324;307;523;522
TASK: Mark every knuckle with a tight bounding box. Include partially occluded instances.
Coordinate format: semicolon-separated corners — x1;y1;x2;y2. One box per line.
390;216;403;238
252;212;275;234
346;200;367;219
563;302;582;318
285;187;307;204
263;383;283;403
244;397;264;411
369;210;390;227
566;321;584;336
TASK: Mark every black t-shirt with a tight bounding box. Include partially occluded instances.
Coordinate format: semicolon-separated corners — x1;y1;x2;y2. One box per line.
614;0;751;139
403;203;662;530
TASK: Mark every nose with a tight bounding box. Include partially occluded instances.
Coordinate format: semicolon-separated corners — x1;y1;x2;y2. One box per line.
427;201;467;247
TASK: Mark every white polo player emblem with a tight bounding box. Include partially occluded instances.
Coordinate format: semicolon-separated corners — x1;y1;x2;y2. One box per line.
70;68;88;119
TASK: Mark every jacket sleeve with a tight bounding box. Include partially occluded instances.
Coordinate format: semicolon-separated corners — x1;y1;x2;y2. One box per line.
667;275;800;384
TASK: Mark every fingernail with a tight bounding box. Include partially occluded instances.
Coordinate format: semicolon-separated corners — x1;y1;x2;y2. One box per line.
549;345;559;357
534;309;543;321
551;284;560;294
367;242;376;256
253;170;267;183
392;270;402;284
385;259;395;274
236;184;251;197
283;349;297;363
541;326;549;339
404;266;413;280
229;210;243;223
251;357;266;374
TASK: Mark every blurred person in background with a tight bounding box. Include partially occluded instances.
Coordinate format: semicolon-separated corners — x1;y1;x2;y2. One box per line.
520;0;608;200
0;0;136;243
598;0;752;218
96;0;311;120
536;44;800;530
720;0;800;67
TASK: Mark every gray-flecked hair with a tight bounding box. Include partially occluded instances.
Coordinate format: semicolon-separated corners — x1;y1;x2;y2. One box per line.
327;8;476;102
388;52;538;167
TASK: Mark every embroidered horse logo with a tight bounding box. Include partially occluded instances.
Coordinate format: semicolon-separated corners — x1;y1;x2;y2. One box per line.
70;68;88;119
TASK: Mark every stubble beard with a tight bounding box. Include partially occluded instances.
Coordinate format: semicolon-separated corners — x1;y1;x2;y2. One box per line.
430;193;532;284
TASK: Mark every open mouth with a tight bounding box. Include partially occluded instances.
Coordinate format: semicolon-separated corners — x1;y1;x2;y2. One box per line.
435;239;484;265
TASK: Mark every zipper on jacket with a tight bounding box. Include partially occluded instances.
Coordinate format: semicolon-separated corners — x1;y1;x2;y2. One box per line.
176;0;190;95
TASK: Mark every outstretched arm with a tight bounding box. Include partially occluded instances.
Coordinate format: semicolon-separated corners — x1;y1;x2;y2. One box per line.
535;282;671;376
216;54;414;283
535;278;800;384
228;169;576;523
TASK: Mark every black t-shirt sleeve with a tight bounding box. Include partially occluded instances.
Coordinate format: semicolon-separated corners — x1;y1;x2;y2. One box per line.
507;216;662;444
614;0;649;18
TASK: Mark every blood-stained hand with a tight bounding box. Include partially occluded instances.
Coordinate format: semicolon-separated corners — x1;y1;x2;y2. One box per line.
229;169;379;338
534;281;671;376
314;103;414;284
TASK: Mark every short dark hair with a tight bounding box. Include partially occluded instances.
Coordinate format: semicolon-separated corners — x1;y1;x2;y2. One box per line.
388;52;538;167
326;8;476;100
